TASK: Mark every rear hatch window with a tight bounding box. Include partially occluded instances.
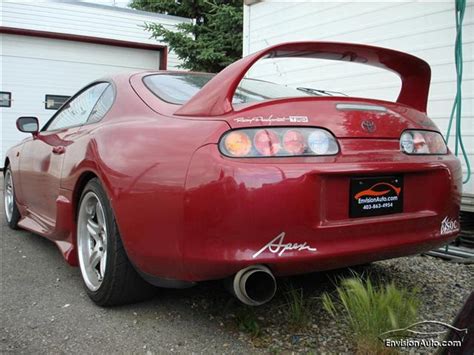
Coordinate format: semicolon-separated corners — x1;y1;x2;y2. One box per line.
143;73;314;105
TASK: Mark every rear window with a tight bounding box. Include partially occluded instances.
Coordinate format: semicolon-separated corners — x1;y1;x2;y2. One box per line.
143;73;313;105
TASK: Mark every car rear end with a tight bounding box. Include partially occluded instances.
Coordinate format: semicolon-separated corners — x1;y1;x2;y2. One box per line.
182;97;462;281
132;42;462;283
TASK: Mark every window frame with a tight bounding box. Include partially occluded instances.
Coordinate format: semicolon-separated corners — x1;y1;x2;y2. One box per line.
42;81;115;132
44;94;71;110
0;92;12;108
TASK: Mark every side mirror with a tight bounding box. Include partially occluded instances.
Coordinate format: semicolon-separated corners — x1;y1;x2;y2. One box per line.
16;117;39;135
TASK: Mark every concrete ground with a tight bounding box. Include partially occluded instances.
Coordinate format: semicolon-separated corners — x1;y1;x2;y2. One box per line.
0;175;254;354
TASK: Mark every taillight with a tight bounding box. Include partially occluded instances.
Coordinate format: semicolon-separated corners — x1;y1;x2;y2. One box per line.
308;130;332;155
283;130;306;154
219;128;339;157
254;129;281;156
223;131;252;157
400;130;447;155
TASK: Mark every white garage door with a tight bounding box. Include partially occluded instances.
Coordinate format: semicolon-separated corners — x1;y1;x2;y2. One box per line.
1;33;161;163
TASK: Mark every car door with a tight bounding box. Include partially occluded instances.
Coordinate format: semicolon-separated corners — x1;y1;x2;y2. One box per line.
19;82;110;228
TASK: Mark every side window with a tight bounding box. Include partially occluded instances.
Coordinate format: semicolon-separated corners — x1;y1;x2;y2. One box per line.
1;92;12;108
46;83;109;131
87;84;114;124
45;95;70;110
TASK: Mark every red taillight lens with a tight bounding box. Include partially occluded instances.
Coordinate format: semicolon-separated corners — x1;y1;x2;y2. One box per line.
283;130;306;154
254;129;281;156
219;127;339;157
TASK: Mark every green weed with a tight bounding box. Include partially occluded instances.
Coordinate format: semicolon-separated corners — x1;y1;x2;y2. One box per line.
322;276;419;354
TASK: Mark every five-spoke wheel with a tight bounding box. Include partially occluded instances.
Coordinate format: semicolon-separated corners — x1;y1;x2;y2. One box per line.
4;169;14;223
77;191;108;291
3;167;20;229
76;178;154;306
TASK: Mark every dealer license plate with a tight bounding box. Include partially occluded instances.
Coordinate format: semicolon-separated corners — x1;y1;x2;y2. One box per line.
349;175;403;218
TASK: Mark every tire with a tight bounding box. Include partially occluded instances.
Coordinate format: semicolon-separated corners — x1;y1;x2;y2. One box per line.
4;166;21;229
76;178;155;306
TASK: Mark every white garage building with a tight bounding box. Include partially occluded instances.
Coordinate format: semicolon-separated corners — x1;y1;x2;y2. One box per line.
0;0;189;162
243;0;473;209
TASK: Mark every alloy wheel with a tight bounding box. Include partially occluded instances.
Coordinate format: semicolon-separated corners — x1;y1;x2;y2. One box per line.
77;191;108;291
4;170;14;223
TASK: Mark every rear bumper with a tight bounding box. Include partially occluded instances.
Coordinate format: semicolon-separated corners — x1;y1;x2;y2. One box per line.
179;139;462;281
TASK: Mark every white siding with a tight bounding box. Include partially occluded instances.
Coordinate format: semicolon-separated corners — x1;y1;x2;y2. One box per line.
244;0;474;196
0;0;190;70
0;0;191;162
1;33;161;158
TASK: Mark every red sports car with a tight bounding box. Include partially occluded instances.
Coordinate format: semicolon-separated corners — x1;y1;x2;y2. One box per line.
3;42;462;306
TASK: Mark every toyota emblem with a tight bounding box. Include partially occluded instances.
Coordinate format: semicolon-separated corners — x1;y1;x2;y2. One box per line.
361;120;376;133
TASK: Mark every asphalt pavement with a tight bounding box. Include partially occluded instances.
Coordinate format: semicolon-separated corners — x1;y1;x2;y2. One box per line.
0;175;254;354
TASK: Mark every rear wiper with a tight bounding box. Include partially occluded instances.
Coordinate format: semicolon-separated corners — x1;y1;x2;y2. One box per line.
296;87;348;97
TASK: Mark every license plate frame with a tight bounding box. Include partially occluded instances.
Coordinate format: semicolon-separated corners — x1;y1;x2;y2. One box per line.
349;175;403;218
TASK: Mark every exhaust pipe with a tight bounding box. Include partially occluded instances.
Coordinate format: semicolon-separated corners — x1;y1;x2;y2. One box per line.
227;265;277;306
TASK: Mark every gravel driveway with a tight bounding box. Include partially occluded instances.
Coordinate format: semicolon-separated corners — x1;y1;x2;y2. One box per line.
1;174;473;353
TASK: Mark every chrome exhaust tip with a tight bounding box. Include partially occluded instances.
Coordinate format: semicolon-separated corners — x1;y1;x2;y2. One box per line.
228;265;276;306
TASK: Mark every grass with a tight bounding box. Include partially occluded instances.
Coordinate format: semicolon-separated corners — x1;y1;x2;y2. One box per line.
234;284;314;338
283;284;313;330
322;276;419;354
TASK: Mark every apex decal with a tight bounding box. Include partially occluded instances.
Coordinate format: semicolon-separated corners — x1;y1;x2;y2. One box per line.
253;232;317;258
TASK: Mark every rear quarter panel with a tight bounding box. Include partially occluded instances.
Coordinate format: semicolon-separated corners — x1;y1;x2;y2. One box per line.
60;75;229;279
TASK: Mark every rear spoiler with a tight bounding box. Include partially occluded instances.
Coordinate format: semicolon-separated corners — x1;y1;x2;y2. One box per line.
175;41;431;116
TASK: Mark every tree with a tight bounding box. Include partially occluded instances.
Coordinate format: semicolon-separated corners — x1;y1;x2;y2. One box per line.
130;0;243;73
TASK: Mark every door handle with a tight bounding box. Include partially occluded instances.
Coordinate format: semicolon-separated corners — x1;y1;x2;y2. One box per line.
52;146;66;155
